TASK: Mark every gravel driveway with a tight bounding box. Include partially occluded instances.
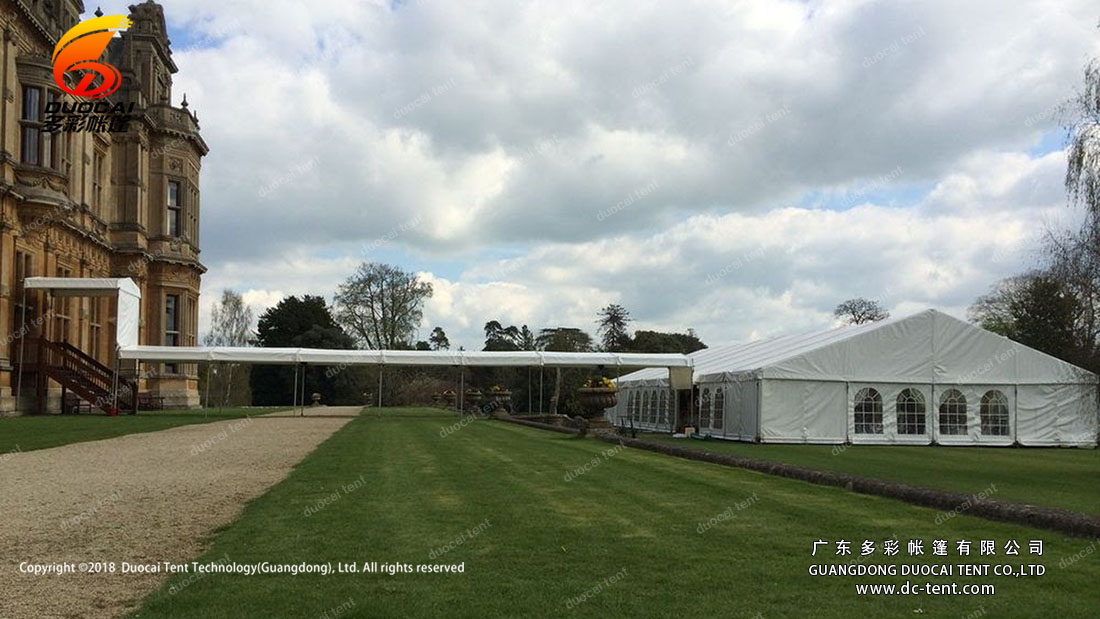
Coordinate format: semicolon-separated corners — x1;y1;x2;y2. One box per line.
0;407;359;618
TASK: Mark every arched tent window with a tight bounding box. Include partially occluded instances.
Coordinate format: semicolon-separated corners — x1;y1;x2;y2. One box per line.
700;388;711;428
980;390;1010;436
641;391;650;424
629;391;639;422
658;390;668;425
938;389;968;435
713;387;725;430
854;388;883;434
648;390;658;424
896;388;926;435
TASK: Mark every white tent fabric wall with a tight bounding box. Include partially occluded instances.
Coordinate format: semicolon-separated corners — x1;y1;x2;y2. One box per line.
611;309;1099;447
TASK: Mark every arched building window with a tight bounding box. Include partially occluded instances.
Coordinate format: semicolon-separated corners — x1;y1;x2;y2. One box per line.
980;390;1010;436
896;388;926;435
854;388;883;434
938;389;968;435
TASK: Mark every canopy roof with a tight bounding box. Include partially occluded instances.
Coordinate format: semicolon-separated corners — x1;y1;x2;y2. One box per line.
23;277;141;349
617;309;1096;387
118;346;694;386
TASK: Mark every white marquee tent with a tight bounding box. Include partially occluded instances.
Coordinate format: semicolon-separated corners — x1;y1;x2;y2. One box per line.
612;310;1098;447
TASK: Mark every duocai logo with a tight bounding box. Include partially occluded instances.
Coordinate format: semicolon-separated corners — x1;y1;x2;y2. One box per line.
52;15;133;99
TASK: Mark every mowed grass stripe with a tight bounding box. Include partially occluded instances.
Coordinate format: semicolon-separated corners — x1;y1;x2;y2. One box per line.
132;409;1100;619
0;407;288;454
641;434;1100;516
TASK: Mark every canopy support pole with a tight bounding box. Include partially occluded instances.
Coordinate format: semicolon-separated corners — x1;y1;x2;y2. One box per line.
204;363;212;417
539;366;543;413
527;367;532;414
459;365;465;414
292;363;299;417
377;365;383;409
300;363;306;417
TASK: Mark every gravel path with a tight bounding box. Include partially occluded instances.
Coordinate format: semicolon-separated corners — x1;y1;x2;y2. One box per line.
0;407;359;619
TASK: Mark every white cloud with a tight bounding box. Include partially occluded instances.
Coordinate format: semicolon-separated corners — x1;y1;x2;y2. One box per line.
94;0;1099;348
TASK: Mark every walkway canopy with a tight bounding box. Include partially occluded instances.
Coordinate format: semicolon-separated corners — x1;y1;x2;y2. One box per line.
23;277;141;348
117;346;695;388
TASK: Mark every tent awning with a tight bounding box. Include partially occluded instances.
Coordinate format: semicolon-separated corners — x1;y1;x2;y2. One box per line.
23;277;141;349
118;345;694;371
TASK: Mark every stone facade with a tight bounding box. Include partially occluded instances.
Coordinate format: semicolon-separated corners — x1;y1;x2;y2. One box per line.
0;0;207;414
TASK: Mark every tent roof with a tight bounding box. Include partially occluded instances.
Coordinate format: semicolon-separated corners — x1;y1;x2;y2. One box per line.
23;277;141;299
617;309;1097;386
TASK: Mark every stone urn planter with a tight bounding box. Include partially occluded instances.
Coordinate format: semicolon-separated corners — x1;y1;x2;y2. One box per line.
442;390;457;409
311;392;322;406
465;389;483;412
431;393;442;407
577;387;618;419
488;389;513;415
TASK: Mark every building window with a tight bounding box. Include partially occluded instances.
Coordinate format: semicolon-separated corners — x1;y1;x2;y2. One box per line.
21;86;41;165
167;180;182;237
88;298;102;360
165;294;180;373
980;390;1010;436
938;389;968;435
20;87;59;169
854;387;883;434
12;251;34;341
713;387;724;430
92;150;105;213
53;266;72;342
896;388;926;435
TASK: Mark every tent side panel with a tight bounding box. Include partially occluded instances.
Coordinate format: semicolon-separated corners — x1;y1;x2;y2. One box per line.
758;380;846;444
1017;384;1098;447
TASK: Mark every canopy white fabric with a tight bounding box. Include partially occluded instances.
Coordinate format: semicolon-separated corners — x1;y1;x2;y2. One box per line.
23;277;141;349
118;345;692;375
612;310;1098;447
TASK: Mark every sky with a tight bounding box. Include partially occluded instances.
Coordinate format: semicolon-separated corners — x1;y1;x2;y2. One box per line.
95;0;1100;349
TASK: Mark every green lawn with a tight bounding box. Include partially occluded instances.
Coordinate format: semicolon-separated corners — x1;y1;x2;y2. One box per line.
132;408;1098;618
0;407;287;453
638;434;1100;516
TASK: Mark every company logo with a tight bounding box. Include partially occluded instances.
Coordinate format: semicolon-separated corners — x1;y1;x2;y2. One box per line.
52;15;133;99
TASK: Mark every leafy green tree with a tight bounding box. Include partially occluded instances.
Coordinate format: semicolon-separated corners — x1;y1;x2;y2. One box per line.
629;329;706;354
596;303;632;352
250;296;365;405
429;326;450;350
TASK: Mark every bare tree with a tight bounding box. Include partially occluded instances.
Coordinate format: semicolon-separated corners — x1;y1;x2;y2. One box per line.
203;290;254;407
1064;59;1100;216
334;262;433;349
833;298;889;325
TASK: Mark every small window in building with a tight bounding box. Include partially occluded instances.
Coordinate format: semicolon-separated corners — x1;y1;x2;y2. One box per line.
168;180;182;237
938;389;968;435
53;266;72;342
88;298;102;360
896;388;926;435
980;390;1010;436
713;387;724;430
165;294;180;373
21;86;41;165
854;387;883;434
